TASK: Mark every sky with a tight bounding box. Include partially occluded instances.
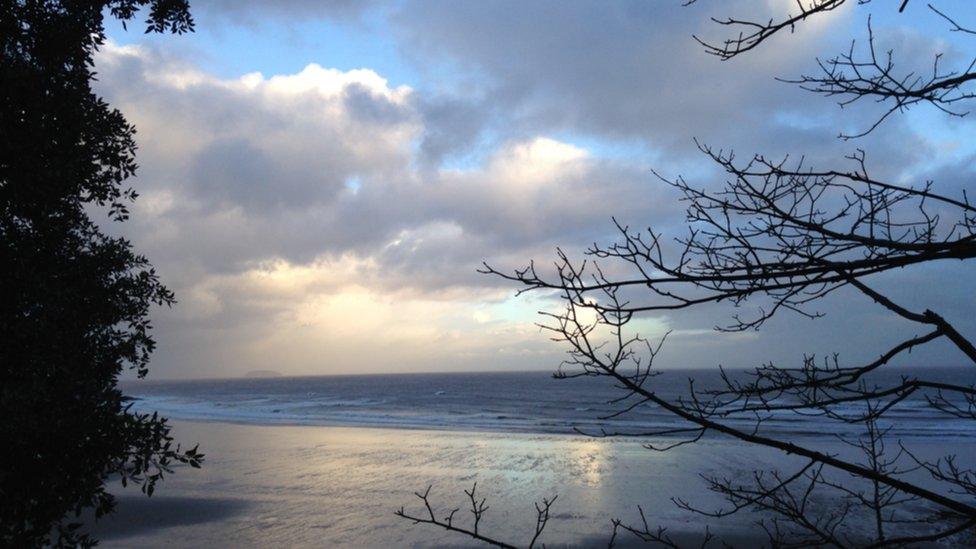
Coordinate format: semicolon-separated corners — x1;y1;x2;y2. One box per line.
96;0;976;379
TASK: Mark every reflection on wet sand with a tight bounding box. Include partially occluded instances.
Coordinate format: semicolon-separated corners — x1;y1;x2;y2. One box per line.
94;420;973;548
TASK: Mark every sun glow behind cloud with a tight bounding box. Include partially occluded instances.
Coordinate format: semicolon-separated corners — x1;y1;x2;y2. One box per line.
165;256;563;377
96;41;646;376
96;2;976;378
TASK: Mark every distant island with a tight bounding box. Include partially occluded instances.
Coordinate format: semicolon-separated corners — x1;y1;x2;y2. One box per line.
244;370;283;378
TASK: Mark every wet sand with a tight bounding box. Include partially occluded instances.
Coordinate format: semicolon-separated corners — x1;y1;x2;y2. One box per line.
88;420;970;547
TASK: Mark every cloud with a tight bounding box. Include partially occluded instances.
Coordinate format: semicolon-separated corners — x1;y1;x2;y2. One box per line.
191;0;381;24
392;0;945;174
94;42;674;376
95;2;973;377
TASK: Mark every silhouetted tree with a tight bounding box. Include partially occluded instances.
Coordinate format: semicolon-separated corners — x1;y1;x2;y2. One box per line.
1;2;201;546
400;1;976;546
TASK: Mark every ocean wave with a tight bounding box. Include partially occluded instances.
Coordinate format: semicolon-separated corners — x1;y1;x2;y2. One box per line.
124;370;976;438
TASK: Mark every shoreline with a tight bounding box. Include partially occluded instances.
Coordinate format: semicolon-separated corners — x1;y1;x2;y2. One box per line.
128;411;976;443
123;364;976;384
121;367;976;443
87;420;975;547
88;420;786;547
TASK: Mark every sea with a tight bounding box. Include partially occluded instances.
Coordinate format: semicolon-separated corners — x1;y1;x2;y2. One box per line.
123;367;976;440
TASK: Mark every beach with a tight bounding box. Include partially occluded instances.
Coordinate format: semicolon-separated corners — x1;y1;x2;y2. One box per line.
88;420;786;547
86;419;973;548
95;370;976;547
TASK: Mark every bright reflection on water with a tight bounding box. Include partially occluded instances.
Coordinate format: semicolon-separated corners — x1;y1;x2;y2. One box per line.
90;421;974;548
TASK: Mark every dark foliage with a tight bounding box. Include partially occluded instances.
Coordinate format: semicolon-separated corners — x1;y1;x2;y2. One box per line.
1;2;201;546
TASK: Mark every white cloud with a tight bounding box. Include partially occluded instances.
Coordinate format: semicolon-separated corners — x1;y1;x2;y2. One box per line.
97;3;974;377
95;43;670;377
